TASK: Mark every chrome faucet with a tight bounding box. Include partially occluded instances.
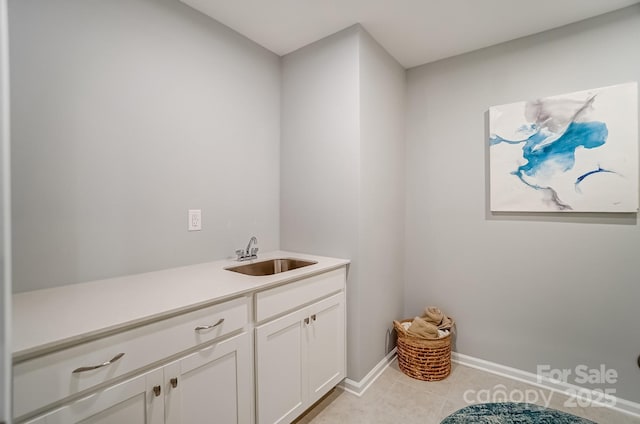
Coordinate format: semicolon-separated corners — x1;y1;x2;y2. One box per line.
236;236;258;261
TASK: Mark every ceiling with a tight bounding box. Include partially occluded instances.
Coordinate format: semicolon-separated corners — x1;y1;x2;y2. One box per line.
180;0;639;68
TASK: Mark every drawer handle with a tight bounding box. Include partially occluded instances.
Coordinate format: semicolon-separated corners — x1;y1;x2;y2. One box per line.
304;317;310;325
311;314;317;322
153;385;161;397
71;352;125;374
170;377;178;388
194;318;225;332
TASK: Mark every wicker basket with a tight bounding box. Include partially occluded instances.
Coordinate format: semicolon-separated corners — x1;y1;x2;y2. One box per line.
393;319;452;381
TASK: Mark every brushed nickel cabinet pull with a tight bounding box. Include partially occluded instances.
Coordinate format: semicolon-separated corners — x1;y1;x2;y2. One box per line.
170;377;178;388
153;385;161;397
311;314;317;321
304;317;310;325
195;318;225;332
71;352;125;374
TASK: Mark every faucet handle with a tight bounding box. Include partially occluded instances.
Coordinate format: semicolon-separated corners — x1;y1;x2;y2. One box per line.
251;247;259;256
235;249;244;259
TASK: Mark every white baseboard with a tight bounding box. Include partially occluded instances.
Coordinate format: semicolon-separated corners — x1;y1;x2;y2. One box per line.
339;349;640;419
452;351;640;419
340;348;397;396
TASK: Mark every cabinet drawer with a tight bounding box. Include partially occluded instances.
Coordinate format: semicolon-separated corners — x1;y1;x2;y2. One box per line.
13;295;249;420
255;267;345;322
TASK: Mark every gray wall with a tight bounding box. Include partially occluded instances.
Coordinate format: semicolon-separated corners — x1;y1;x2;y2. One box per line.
281;26;405;381
280;26;362;379
357;30;406;375
405;5;640;402
9;0;640;403
280;27;360;267
9;0;281;292
0;0;9;418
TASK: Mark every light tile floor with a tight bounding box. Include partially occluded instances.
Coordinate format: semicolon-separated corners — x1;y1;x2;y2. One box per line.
294;360;640;424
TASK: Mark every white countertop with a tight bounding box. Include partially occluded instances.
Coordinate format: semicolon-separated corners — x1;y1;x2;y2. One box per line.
12;251;349;360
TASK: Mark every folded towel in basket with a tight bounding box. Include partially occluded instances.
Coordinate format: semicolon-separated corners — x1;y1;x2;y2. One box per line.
407;316;440;339
422;306;454;331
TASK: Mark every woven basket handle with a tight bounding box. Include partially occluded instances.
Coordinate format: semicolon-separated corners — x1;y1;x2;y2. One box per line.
393;320;409;336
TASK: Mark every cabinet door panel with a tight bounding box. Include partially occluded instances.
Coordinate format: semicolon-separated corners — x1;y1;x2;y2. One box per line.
307;293;345;405
165;333;251;424
25;368;163;424
76;394;144;424
255;309;307;424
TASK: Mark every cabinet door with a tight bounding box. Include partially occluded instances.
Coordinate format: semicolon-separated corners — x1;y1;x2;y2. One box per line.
255;308;309;424
24;368;164;424
306;293;345;405
164;332;251;424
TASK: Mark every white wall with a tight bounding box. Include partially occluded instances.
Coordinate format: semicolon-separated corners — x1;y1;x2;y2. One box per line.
9;0;281;292
281;25;405;381
0;0;10;418
405;5;640;402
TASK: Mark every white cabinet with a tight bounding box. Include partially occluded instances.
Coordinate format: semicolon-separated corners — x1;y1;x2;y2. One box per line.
14;262;348;424
23;368;164;424
164;332;251;424
255;307;306;423
15;296;251;424
255;271;346;424
14;296;249;420
24;332;251;424
306;294;346;405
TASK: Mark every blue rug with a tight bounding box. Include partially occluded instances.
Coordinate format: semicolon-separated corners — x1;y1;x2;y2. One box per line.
441;402;597;423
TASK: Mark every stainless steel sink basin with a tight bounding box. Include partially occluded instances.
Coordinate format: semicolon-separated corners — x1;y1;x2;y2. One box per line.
225;258;317;276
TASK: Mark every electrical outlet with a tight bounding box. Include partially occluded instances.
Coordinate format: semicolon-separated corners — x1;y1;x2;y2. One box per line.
188;209;202;231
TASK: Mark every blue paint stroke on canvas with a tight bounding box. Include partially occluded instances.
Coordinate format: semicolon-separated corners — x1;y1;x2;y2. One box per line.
575;165;615;193
490;95;610;210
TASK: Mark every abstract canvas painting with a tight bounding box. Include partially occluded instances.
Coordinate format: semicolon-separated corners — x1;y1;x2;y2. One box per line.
489;82;638;212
